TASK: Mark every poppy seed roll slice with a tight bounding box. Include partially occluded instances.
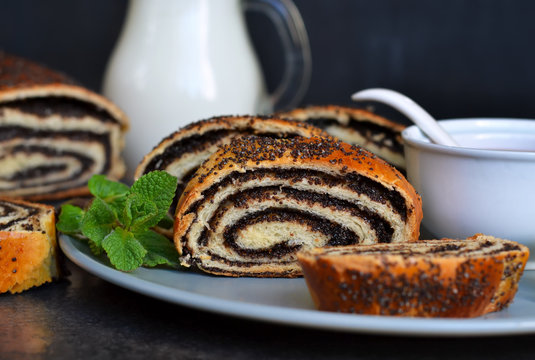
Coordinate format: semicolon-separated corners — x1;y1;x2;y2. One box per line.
174;136;422;277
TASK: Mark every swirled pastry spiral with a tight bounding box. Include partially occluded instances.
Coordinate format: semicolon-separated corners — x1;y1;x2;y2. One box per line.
0;52;128;200
135;115;327;237
174;136;422;277
298;234;529;317
0;198;58;293
279;105;406;170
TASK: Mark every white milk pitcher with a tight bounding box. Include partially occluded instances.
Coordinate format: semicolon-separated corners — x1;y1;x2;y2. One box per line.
102;0;311;178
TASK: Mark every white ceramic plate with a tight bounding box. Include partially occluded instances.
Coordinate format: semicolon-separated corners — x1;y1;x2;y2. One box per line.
60;234;535;337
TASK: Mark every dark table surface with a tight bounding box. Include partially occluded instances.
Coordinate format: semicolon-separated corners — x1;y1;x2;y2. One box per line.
1;257;534;360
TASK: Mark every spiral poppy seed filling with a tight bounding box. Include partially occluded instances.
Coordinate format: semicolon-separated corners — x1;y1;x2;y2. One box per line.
1;97;118;124
184;181;395;267
0;200;41;231
7;145;92;180
186;168;407;221
218;208;363;257
216;185;393;243
306;117;403;154
0;126;111;195
143;129;232;173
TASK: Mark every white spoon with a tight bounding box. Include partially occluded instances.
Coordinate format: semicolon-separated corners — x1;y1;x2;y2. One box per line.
351;88;459;146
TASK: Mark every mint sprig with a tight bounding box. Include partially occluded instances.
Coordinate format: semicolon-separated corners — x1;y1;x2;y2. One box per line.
57;171;179;271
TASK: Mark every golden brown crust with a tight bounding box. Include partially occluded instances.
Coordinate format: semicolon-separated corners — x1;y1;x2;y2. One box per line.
0;198;58;294
297;234;529;318
0;52;128;130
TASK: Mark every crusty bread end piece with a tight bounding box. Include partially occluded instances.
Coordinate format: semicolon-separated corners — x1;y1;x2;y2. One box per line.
0;198;58;294
297;234;529;318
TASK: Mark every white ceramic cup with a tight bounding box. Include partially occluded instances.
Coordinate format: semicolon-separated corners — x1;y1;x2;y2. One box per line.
402;118;535;267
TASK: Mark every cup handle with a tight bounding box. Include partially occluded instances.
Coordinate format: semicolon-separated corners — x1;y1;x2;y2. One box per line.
245;0;312;110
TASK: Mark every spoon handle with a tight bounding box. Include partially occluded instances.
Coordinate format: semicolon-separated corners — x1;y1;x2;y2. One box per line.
351;88;459;147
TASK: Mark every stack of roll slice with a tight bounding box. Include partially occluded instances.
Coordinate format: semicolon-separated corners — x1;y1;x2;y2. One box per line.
0;52;128;200
135;115;328;237
173;135;423;277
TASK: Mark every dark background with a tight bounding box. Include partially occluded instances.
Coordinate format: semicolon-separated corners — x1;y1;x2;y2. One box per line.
2;0;535;121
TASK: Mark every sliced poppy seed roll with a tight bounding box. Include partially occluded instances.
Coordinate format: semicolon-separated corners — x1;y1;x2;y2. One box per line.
135;115;327;237
278;105;406;170
0;197;58;294
174;136;422;277
297;234;529;317
0;52;128;200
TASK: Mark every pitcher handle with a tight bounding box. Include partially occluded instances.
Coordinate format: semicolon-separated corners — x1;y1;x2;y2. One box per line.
244;0;312;110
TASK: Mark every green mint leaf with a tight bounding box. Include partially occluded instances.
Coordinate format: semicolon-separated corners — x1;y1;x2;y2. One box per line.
102;227;147;271
118;194;133;229
81;198;117;252
129;171;177;222
88;174;129;199
125;194;160;233
88;175;129;215
135;231;180;268
57;204;85;235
